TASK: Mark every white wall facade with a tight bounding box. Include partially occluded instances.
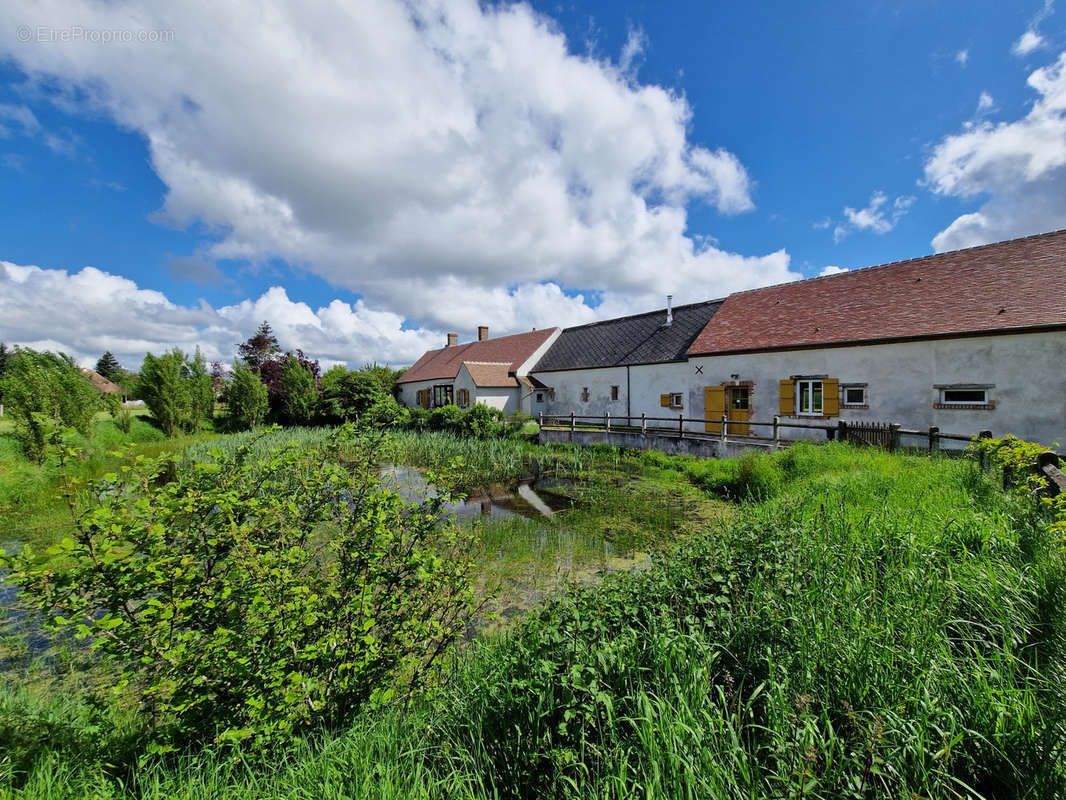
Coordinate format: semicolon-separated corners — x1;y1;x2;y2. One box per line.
532;361;693;428
686;330;1066;446
453;365;520;415
398;378;439;408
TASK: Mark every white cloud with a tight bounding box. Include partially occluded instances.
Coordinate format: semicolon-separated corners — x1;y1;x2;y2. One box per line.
956;49;970;66
833;191;915;241
977;91;996;113
812;217;831;230
1012;0;1054;57
0;260;445;369
925;51;1066;251
0;103;39;138
0;0;797;336
819;265;848;276
1014;30;1046;57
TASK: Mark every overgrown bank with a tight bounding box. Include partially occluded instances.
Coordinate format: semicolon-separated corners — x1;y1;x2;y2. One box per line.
3;440;1066;798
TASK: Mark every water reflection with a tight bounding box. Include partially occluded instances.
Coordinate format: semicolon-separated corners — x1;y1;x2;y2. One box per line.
378;464;571;521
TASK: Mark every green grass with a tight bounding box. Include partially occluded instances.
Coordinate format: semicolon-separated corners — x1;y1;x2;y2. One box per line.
3;441;1065;798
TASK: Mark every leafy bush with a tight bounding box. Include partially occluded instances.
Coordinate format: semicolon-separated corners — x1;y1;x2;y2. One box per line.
3;426;478;748
276;354;319;426
0;348;100;463
226;361;269;431
459;404;505;439
138;349;213;437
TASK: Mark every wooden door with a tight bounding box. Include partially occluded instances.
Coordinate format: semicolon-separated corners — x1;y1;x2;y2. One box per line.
727;386;750;436
704;385;725;433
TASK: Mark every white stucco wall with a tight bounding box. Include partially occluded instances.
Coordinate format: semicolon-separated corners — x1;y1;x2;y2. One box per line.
687;330;1066;446
532;362;692;428
398;378;441;408
453;365;520;415
531;331;1065;447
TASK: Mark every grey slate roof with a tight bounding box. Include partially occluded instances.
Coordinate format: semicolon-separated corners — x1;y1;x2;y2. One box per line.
531;300;723;372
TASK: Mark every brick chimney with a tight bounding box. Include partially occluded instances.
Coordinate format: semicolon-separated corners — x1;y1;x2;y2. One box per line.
447;332;458;347
477;325;489;341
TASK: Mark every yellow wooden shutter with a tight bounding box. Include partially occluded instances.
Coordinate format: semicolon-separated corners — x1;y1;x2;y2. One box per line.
779;379;794;416
660;394;671;408
416;390;422;406
823;378;839;417
704;385;725;433
423;390;430;409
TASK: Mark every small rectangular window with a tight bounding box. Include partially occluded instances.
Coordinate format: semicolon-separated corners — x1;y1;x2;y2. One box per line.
796;379;823;415
611;385;619;401
536;392;544;403
670;392;684;408
581;387;590;402
940;388;989;406
842;386;866;407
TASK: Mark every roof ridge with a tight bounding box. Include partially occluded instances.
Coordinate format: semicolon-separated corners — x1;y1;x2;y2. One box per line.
462;360;512;365
419;326;557;355
724;228;1066;299
559;298;724;333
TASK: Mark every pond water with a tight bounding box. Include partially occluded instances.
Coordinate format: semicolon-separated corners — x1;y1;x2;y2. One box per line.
379;464;574;521
377;465;653;635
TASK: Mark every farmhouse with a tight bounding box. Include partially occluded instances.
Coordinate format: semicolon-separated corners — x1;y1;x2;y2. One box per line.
400;230;1066;446
397;326;559;416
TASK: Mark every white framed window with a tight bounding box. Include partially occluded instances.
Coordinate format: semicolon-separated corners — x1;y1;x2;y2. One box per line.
796;379;823;416
842;385;867;407
581;387;590;402
535;392;544;403
669;392;684;408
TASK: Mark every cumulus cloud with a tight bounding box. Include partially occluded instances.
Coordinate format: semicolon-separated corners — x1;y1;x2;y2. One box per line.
925;51;1066;251
977;91;996;113
1013;0;1054;57
833;191;915;242
956;49;970;66
819;265;848;276
0;0;797;335
0;260;445;369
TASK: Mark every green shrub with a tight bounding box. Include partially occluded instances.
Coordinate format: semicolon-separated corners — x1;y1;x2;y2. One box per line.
3;426;478;749
225;361;269;431
429;404;465;433
0;348;100;463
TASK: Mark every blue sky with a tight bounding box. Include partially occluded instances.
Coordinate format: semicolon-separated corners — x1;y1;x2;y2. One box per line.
1;0;1064;367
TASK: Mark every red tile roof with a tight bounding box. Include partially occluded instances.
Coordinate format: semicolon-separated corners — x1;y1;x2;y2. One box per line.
81;368;123;394
398;328;557;384
462;362;519;388
688;229;1066;356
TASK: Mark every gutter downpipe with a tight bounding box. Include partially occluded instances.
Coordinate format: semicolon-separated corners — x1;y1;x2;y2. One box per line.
626;365;631;422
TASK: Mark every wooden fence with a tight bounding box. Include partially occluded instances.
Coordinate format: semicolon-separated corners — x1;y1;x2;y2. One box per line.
538;411;980;452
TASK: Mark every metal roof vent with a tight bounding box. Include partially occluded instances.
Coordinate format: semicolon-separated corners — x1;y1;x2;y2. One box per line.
664;295;673;327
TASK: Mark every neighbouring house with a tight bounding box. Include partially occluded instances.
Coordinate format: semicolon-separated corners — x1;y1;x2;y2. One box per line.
81;368;128;403
684;230;1066;446
530;298;723;427
397;326;560;416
